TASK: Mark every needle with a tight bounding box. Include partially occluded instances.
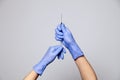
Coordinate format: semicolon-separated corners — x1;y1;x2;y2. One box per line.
61;14;62;24
60;14;65;48
60;14;66;55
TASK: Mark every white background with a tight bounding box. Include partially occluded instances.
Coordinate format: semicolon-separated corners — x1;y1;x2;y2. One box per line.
0;0;120;80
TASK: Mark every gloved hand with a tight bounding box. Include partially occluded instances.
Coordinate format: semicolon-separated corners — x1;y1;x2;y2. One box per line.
33;45;66;75
55;23;84;60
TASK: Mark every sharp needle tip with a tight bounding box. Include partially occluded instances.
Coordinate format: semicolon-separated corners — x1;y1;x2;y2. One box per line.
61;14;62;23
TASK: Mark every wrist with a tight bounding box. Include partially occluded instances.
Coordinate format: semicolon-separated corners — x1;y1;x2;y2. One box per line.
68;42;84;60
33;60;47;75
68;42;79;51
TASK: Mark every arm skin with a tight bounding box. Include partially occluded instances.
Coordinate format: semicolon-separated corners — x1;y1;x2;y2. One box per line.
75;56;97;80
24;70;39;80
68;42;97;80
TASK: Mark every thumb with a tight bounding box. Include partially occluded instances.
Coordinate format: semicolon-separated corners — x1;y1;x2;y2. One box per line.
54;46;63;55
61;23;66;33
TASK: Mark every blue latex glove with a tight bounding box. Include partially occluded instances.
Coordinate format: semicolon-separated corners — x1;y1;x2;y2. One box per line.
55;23;84;60
33;45;66;75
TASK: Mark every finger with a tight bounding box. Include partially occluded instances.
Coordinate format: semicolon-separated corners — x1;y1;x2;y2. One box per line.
57;53;61;59
55;36;63;41
58;48;66;60
51;45;62;51
59;52;64;60
57;51;64;60
63;48;66;54
54;46;63;55
56;34;64;38
55;28;63;36
57;24;62;31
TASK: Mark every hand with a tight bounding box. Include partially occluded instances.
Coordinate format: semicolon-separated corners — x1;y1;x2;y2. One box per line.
55;23;84;60
33;45;66;75
55;23;75;48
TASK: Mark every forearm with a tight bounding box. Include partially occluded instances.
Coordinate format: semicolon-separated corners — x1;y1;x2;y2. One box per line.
75;56;97;80
68;42;97;80
24;70;39;80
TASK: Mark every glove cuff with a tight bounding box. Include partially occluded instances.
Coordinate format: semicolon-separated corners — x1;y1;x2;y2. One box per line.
68;43;84;60
33;62;46;75
72;51;84;60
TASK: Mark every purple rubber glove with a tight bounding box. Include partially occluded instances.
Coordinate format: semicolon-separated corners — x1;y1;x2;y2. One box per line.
33;45;66;75
55;23;84;60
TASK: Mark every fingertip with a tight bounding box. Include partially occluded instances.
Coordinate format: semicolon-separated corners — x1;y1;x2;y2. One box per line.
60;52;64;60
61;55;64;60
63;48;66;54
57;55;61;60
